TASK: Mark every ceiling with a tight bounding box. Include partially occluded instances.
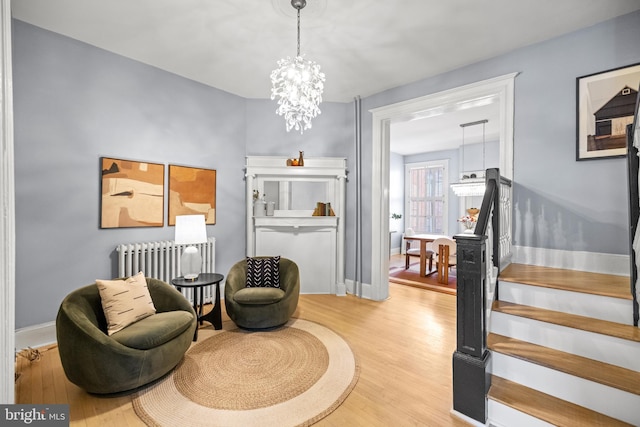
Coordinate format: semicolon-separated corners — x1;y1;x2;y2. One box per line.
11;0;640;154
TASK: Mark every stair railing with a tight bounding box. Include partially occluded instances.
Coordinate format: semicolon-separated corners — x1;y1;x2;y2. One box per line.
451;167;512;423
627;121;640;327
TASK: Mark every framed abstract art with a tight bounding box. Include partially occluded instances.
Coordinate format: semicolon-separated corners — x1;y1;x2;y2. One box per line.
168;164;217;225
100;157;164;228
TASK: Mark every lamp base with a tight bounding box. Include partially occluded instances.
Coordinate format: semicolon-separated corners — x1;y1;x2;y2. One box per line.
181;246;202;280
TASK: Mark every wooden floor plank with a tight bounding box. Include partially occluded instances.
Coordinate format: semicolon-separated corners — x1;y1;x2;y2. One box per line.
15;283;469;427
488;333;640;396
489;376;633;427
493;300;640;343
500;263;632;300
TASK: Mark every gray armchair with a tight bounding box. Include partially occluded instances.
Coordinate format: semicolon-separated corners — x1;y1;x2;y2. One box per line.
224;257;300;329
56;277;196;394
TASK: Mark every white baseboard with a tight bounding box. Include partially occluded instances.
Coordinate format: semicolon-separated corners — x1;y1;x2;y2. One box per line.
345;279;375;299
15;321;56;352
512;245;630;276
336;281;347;296
450;409;489;427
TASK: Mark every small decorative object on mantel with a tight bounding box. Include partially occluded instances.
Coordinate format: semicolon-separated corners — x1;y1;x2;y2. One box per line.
253;193;266;217
286;151;305;166
313;202;335;216
467;208;479;219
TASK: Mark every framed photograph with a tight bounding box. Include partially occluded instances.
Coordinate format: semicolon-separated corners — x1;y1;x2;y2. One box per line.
100;157;164;228
576;63;640;160
169;165;216;225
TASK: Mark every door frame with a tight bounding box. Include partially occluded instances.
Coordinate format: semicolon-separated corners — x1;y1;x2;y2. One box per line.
370;73;517;300
1;0;16;404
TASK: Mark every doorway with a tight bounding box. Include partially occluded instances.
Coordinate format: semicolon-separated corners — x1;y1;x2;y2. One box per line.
370;73;518;301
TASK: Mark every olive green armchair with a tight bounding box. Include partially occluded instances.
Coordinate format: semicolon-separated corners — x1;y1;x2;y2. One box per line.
56;277;196;394
224;257;300;329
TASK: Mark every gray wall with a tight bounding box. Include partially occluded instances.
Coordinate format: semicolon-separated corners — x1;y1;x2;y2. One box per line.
11;10;640;328
12;20;247;328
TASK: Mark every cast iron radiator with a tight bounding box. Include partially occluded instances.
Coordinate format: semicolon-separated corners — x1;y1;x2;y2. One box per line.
116;237;216;304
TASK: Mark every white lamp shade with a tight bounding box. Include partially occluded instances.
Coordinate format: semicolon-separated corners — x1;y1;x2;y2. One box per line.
174;215;207;245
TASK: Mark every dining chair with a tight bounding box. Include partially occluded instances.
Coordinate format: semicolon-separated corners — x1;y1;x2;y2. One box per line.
404;228;434;271
433;237;457;284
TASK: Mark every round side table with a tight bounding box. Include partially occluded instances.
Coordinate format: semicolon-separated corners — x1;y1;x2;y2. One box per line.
171;272;224;341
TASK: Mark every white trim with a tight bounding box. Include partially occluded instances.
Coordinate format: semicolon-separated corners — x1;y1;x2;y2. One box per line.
0;0;15;404
450;409;489;427
345;278;377;300
15;322;57;351
512;245;630;276
370;73;518;302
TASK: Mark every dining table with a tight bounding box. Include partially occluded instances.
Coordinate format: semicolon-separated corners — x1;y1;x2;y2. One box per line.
403;233;450;277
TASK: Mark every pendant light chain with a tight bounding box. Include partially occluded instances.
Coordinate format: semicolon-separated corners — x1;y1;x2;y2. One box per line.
297;7;301;57
482;121;486;173
461;125;466;175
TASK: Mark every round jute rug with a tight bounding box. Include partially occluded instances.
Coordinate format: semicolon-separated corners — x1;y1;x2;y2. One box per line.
133;318;359;427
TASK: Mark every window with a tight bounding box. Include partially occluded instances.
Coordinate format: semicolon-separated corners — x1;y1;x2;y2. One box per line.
405;160;448;234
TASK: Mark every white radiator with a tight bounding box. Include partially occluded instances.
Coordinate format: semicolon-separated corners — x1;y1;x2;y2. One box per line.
116;237;216;304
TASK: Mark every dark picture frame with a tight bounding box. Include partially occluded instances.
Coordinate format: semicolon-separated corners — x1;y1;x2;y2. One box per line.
100;157;165;228
168;164;217;226
576;62;640;161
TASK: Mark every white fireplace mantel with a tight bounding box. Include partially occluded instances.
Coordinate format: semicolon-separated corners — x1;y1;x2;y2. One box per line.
245;156;347;295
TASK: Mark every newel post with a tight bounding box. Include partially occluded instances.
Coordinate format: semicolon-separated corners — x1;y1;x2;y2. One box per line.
452;233;490;423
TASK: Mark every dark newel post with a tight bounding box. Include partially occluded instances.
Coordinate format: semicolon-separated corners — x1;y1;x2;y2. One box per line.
452;229;490;422
627;124;639;326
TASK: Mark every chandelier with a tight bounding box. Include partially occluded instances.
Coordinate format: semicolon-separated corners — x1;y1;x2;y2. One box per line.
450;120;488;197
270;0;325;134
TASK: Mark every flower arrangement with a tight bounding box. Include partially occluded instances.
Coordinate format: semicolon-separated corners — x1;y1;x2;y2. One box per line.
457;215;477;230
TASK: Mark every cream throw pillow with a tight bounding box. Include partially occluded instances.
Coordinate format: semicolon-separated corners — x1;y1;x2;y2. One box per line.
96;271;156;335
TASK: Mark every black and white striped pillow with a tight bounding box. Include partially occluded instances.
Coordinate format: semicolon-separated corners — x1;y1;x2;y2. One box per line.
246;256;281;288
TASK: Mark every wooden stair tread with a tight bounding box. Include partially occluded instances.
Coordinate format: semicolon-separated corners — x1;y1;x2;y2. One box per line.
488;333;640;396
500;263;632;300
488;376;633;427
493;300;640;343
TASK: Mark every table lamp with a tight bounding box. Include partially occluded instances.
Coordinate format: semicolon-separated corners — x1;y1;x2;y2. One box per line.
174;214;207;280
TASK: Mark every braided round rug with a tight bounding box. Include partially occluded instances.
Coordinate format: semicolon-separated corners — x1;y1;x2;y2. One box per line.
133;318;359;427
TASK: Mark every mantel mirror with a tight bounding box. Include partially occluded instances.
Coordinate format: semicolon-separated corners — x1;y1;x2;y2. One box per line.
260;179;331;213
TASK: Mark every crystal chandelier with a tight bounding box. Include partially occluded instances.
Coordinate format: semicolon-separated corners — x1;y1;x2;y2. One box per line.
451;120;488;197
270;0;325;134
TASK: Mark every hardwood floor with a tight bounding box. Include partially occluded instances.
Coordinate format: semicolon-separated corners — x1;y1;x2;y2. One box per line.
15;282;468;427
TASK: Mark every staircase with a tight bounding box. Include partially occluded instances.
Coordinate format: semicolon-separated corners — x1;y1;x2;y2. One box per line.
487;263;640;426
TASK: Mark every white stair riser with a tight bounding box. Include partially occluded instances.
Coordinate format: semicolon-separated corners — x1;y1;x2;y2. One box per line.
499;281;633;325
488;400;554;427
490;312;640;372
492;353;640;426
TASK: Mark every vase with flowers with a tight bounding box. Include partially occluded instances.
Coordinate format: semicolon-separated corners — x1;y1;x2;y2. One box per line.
457;215;477;233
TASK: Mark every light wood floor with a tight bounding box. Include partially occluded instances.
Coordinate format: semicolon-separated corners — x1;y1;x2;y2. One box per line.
15;282;468;427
